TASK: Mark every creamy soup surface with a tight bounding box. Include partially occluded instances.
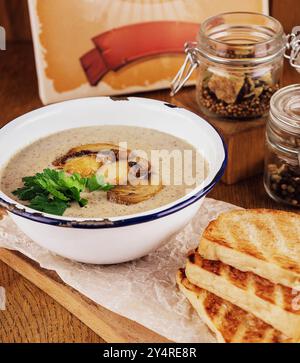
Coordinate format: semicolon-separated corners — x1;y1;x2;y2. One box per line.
0;126;208;218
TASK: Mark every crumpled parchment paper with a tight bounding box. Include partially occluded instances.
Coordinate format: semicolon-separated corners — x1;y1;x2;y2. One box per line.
0;198;238;342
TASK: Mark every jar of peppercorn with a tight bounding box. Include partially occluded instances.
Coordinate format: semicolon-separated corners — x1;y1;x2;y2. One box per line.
171;12;295;121
264;85;300;208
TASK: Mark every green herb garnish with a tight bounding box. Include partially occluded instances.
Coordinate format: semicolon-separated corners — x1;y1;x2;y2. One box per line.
29;195;70;216
86;175;114;192
12;168;113;216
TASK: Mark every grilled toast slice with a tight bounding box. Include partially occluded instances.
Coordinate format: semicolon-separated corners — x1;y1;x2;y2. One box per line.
186;252;300;340
198;209;300;288
176;269;293;343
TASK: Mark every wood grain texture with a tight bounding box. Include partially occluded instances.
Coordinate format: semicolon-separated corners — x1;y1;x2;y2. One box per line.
0;206;103;342
0;1;300;341
0;258;104;343
0;249;169;343
270;0;300;33
0;0;32;42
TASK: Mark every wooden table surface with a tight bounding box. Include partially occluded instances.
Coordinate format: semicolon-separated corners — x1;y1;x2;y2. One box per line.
0;43;300;343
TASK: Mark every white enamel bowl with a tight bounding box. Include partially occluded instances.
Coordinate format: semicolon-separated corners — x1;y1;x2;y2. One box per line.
0;97;227;264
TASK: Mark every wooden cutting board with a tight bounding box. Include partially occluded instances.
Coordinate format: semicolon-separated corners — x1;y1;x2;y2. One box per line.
0;247;169;343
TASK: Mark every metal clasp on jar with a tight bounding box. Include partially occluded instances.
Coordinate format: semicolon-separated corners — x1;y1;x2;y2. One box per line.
170;42;200;96
284;26;300;72
171;26;300;96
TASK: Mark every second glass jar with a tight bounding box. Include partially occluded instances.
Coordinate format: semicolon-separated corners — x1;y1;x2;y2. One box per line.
264;84;300;208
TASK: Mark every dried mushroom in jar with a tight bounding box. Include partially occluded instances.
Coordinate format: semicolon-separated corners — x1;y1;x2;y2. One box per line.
197;54;280;120
207;74;244;104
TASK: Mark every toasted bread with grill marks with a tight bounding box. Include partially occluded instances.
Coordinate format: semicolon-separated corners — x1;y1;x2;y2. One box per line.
186;252;300;340
176;269;293;343
198;209;300;288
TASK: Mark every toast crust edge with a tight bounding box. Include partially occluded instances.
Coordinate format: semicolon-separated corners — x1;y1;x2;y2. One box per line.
198;237;300;289
186;254;300;340
176;269;293;343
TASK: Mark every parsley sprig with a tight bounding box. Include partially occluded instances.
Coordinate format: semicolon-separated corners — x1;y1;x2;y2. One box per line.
12;169;114;216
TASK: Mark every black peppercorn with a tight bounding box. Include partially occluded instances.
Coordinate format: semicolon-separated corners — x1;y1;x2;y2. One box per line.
267;163;300;207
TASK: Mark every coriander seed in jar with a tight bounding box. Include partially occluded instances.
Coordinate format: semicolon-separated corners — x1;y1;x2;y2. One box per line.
264;85;300;208
171;12;287;121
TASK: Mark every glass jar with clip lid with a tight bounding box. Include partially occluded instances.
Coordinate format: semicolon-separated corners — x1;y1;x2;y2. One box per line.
264;84;300;208
171;12;300;121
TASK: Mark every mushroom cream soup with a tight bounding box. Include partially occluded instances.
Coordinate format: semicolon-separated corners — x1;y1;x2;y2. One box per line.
0;126;208;218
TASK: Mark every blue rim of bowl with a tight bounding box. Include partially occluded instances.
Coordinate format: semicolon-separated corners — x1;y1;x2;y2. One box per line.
0;102;227;229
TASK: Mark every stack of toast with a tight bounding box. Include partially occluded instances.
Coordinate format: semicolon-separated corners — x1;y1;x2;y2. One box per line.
177;209;300;343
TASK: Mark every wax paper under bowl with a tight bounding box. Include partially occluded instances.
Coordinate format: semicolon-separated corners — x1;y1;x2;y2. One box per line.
0;198;239;343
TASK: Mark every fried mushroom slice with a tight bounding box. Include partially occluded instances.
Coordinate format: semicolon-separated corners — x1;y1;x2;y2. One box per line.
67;143;121;154
99;160;129;185
107;184;163;205
53;143;152;181
53;143;123;166
53;143;127;177
60;155;100;177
